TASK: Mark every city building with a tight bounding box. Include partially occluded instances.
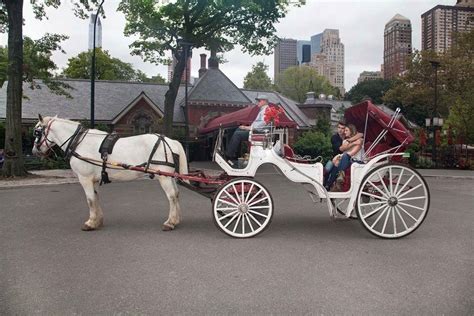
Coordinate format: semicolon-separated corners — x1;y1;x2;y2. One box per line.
357;71;383;83
88;14;102;50
383;14;412;80
309;29;345;94
310;33;323;55
274;38;297;79
296;40;312;65
421;1;474;53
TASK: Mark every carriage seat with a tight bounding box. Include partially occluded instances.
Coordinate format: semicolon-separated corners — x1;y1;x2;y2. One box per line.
282;144;316;164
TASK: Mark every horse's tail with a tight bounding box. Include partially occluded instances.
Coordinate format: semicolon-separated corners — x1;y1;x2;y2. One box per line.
175;139;190;185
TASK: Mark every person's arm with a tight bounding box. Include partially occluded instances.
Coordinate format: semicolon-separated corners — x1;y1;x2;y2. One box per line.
346;140;362;157
347;132;363;143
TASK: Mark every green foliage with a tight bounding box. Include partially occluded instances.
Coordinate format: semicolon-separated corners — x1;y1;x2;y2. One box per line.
79;120;110;132
136;71;167;84
243;62;272;90
62;49;146;81
345;79;393;104
117;0;298;134
314;117;331;136
276;66;337;103
293;130;332;161
0;45;6;87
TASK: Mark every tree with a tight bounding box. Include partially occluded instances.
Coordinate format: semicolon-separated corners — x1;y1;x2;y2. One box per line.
1;0;101;177
382;49;447;126
63;49;145;81
345;79;393;105
118;0;301;135
243;62;272;90
135;71;167;84
276;66;337;103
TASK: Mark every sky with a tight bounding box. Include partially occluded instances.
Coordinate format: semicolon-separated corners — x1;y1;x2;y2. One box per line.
0;0;455;92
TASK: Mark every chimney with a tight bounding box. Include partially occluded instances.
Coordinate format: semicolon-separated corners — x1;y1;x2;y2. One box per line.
208;48;219;69
304;92;316;104
199;53;207;78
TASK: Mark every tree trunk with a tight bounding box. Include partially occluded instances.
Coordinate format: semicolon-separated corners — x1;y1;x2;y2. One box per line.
2;0;26;177
162;49;186;136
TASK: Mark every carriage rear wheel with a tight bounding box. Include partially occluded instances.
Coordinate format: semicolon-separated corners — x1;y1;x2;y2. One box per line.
213;178;273;238
356;163;430;239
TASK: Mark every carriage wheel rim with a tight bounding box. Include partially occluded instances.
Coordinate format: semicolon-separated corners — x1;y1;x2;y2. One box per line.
356;164;429;238
213;179;273;238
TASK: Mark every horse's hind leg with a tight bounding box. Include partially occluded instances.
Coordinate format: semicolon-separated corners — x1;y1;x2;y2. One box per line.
158;176;181;231
78;176;104;231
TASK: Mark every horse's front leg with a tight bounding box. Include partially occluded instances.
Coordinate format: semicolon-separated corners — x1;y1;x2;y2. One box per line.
158;176;181;231
78;176;104;231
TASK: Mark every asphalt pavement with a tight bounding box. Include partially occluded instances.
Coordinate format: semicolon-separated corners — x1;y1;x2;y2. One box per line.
0;165;473;314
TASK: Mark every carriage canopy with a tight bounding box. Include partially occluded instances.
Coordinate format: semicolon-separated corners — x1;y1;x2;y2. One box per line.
199;104;297;134
344;100;414;151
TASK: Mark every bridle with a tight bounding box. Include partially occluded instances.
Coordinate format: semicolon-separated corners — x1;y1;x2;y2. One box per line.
34;119;56;157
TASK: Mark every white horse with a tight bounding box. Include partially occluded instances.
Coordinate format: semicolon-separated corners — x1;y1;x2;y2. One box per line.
32;115;188;231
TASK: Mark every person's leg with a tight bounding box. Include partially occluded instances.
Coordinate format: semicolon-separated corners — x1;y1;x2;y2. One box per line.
323;160;334;185
225;129;249;159
326;153;352;189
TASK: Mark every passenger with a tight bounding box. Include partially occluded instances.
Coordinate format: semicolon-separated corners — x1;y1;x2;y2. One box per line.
324;124;363;191
324;119;346;173
225;94;270;166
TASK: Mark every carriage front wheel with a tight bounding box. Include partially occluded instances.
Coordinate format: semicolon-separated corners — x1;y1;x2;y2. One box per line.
356;163;430;239
213;178;274;238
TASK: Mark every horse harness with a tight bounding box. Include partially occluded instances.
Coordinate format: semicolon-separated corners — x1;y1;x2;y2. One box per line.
35;120;179;185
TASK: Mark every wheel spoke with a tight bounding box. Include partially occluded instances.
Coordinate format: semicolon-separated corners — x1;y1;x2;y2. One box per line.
242;213;245;234
367;180;389;199
249;209;268;219
216;207;238;211
244;183;255;203
223;190;240;206
392;206;397;235
397;204;418;222
232;214;242;233
248;212;263;227
246;188;263;205
395;174;415;196
248;196;269;207
389;167;393;195
249;205;270;210
218;210;238;221
245;214;255;232
395;206;409;230
362;203;387;220
361;191;387;201
217;198;238;208
359;200;386;207
398;201;425;211
231;184;241;203
398;196;426;202
377;170;391;197
381;207;391;234
224;212;240;228
397;183;422;199
370;206;389;229
393;168;404;195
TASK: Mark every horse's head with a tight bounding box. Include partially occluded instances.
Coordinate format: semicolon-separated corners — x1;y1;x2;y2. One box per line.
32;114;57;157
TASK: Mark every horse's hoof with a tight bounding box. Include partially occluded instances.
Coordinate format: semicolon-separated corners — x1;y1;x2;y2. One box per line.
81;224;96;231
162;224;174;231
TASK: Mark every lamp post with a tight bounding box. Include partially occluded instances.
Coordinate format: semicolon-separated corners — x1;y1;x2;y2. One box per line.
177;39;193;159
428;60;440;167
90;0;105;129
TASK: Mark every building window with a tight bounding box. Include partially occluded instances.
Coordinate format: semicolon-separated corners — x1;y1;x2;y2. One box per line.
132;113;153;134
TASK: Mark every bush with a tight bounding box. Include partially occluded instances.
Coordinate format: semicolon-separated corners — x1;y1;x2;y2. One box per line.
293;130;332;162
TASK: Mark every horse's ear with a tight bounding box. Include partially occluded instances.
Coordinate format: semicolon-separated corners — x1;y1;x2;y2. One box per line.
38;114;43;123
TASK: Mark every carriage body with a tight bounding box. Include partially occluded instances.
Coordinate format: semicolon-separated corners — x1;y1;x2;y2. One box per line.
210;101;430;239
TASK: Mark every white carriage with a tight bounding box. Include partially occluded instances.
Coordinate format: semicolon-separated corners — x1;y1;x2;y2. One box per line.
209;101;430;239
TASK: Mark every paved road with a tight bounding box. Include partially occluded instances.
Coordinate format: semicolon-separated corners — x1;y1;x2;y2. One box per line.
1;170;473;314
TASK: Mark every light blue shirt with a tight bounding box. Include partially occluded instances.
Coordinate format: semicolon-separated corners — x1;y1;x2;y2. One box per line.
251;105;269;130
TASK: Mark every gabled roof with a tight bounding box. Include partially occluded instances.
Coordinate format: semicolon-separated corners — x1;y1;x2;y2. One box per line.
187;68;251;104
0;79;186;123
111;91;164;124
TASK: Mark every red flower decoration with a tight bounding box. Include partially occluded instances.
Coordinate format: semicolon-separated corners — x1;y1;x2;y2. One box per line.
264;106;284;126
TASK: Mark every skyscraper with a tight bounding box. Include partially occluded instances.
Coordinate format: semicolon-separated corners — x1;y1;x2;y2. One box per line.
310;29;345;93
310;33;323;55
383;14;412;80
88;14;102;50
297;40;312;65
274;38;297;79
421;1;474;53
